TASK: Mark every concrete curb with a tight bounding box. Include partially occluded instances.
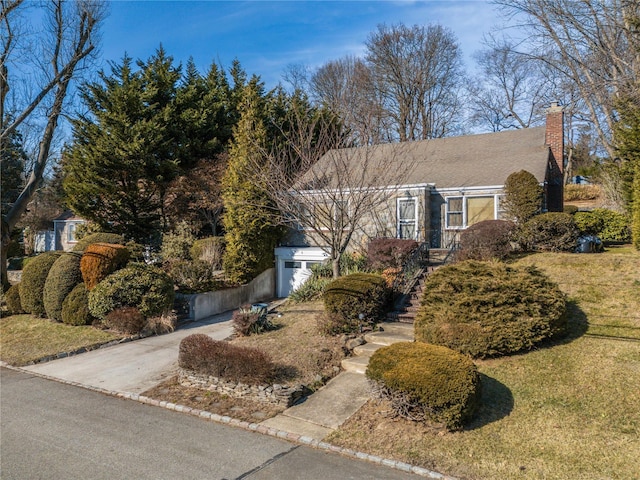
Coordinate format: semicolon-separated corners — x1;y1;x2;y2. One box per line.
2;362;457;480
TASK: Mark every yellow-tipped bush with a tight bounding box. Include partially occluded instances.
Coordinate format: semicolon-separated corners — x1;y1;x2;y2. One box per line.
80;243;130;290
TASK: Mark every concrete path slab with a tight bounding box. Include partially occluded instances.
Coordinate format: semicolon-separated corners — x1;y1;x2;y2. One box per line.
23;312;234;394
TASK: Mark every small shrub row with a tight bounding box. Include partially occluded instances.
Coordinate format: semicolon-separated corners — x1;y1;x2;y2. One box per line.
323;273;390;330
367;238;418;270
564;184;602;201
178;333;273;384
415;260;567;359
366;342;481;431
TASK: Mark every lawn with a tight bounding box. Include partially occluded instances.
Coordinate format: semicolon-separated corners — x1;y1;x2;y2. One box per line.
0;315;123;366
327;248;640;480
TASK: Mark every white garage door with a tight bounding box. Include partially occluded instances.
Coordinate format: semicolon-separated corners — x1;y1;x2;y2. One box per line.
275;247;329;298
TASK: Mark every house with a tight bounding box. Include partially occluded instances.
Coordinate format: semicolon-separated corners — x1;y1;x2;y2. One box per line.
34;211;86;253
275;103;564;297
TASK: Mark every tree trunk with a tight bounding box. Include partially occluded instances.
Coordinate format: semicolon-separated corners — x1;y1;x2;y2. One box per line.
332;256;340;279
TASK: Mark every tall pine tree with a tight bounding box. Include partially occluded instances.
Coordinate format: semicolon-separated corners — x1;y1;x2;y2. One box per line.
222;79;284;284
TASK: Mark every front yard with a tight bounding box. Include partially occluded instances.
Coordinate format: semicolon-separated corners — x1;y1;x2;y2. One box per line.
1;248;638;479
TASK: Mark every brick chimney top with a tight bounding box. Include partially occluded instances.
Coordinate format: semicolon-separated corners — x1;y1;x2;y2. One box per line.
545;101;564;212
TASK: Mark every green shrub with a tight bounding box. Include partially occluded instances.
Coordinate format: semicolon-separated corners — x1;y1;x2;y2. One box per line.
367;238;418;270
190;236;225;269
289;276;332;303
19;251;62;316
5;283;24;315
61;283;94;326
414;260;567;358
161;221;195;262
502;170;543;223
43;252;83;322
71;232;126;252
88;263;174;319
80;243;130;290
103;306;145;335
455;219;516;261
574;209;631;243
366;342;481;431
323;273;389;330
517;212;580;252
178;333;274;384
165;259;221;294
231;304;273;336
563;205;579;215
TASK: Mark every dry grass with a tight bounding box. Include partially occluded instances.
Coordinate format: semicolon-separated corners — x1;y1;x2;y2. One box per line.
327;248;640;480
0;315;122;366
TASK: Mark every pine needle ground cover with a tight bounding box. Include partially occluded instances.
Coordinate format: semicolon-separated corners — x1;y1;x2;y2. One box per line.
328;249;640;480
0;315;122;366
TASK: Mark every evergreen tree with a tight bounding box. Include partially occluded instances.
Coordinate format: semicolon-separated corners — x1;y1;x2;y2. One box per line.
1;128;27;217
222;80;284;284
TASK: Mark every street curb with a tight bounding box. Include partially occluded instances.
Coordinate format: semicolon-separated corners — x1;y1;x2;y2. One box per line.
2;362;457;479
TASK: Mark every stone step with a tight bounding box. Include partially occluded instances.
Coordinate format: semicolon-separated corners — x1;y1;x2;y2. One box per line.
352;342;382;357
341;355;370;374
376;321;414;336
364;330;413;346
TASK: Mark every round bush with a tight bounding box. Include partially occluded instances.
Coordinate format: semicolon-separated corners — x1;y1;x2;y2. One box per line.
5;283;24;315
366;342;481;430
19;251;62;316
61;283;94;326
80;243;130;290
43;252;83;322
323;273;389;325
71;232;126;253
415;260;567;358
517;212;579;252
456;219;516;261
88;263;174;320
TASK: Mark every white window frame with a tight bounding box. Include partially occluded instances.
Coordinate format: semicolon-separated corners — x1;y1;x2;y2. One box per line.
67;222;80;244
397;197;418;240
445;194;501;229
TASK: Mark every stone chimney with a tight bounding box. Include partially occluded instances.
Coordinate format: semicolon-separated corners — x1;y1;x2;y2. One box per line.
545;101;564;212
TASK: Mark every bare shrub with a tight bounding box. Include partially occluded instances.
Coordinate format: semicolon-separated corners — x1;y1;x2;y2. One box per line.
104;306;145;335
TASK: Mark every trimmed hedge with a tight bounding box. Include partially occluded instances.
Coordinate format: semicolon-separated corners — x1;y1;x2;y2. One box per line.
456;219;516;261
88;263;174;319
415;260;567;358
71;232;126;252
5;283;24;315
502;170;543;223
178;333;274;384
574;209;631;243
61;283;94;326
81;243;130;290
19;251;62;317
366;342;481;430
43;252;83;322
517;212;580;252
323;273;389;327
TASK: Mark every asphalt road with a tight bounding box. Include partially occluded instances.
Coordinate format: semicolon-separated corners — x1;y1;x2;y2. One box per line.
0;368;421;480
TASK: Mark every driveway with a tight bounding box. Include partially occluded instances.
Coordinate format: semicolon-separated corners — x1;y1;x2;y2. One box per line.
23;311;234;393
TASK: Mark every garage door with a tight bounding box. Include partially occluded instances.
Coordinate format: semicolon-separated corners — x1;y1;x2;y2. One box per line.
275;247;329;298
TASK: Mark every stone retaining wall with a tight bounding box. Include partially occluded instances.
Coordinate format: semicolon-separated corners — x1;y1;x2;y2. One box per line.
178;368;310;408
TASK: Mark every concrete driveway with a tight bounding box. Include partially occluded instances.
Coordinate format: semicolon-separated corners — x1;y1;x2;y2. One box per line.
23;311;234;394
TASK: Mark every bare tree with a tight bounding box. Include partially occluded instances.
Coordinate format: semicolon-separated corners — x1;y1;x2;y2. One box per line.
365;23;465;141
251;109;418;278
493;0;640;158
0;0;104;288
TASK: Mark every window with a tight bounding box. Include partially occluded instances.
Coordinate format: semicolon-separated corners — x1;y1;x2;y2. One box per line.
397;197;418;239
284;261;302;269
446;197;464;228
445;195;498;229
67;223;79;243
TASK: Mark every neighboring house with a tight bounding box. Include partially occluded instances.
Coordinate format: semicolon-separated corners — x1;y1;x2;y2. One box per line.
275;103;564;297
34;211;86;253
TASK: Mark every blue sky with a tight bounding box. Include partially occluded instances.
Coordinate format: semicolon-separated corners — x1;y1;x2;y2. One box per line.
100;0;504;88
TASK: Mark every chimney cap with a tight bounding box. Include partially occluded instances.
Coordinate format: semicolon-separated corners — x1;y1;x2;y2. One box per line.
547;101;563;112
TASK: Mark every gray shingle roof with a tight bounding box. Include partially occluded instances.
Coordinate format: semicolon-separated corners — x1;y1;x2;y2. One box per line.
304;127;549;190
